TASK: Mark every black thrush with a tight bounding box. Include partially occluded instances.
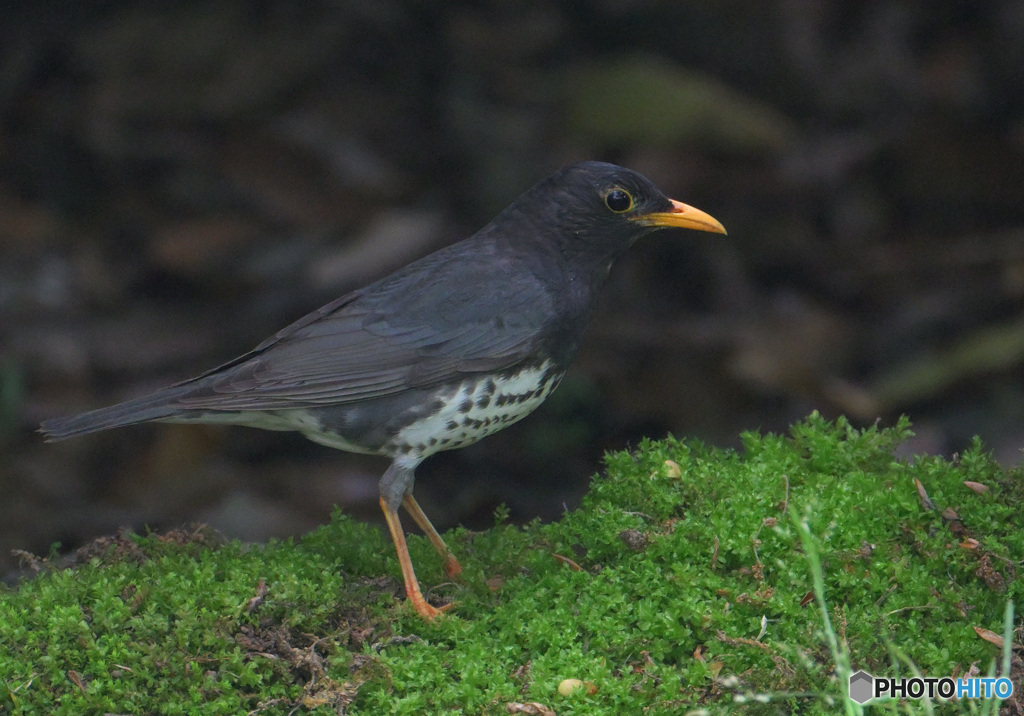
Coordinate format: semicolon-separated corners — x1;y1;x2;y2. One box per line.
40;161;726;619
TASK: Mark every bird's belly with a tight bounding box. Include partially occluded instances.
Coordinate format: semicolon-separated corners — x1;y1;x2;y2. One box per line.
179;362;564;460
387;362;563;458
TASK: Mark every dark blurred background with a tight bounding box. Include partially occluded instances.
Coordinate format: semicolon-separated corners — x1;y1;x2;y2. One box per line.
3;0;1024;578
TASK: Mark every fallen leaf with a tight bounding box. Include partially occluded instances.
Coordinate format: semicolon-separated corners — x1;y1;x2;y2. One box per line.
973;626;1004;648
552;554;583;571
506;702;556;715
915;478;936;510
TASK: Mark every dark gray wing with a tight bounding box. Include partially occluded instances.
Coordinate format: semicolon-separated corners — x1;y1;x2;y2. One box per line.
171;243;554;411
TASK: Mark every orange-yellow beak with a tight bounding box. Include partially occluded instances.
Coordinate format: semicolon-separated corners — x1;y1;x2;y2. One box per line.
634;199;727;235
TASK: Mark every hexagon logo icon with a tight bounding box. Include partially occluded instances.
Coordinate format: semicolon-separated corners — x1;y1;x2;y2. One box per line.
849;670;873;704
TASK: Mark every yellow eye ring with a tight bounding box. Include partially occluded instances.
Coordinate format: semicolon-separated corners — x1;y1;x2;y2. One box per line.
604;188;633;213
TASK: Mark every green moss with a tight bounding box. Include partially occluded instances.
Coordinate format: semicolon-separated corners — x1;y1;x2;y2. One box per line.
2;414;1020;714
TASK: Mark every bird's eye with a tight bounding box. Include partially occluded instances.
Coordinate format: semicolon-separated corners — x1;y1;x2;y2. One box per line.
604;189;633;213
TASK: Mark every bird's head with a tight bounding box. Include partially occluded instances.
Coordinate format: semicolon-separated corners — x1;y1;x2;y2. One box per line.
501;161;726;270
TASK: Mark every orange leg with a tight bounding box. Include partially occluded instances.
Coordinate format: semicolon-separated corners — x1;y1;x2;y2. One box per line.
379;496;451;620
402;494;463;578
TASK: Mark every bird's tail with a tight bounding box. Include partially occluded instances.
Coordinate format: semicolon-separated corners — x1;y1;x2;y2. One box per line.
39;384;197;441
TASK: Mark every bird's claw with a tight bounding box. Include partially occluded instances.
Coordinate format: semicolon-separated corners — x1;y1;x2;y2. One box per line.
411;596;456;621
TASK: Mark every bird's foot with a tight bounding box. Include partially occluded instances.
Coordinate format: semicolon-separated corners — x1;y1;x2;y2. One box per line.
409;595;456;621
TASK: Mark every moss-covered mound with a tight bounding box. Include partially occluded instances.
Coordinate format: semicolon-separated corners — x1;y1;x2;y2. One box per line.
1;415;1020;714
